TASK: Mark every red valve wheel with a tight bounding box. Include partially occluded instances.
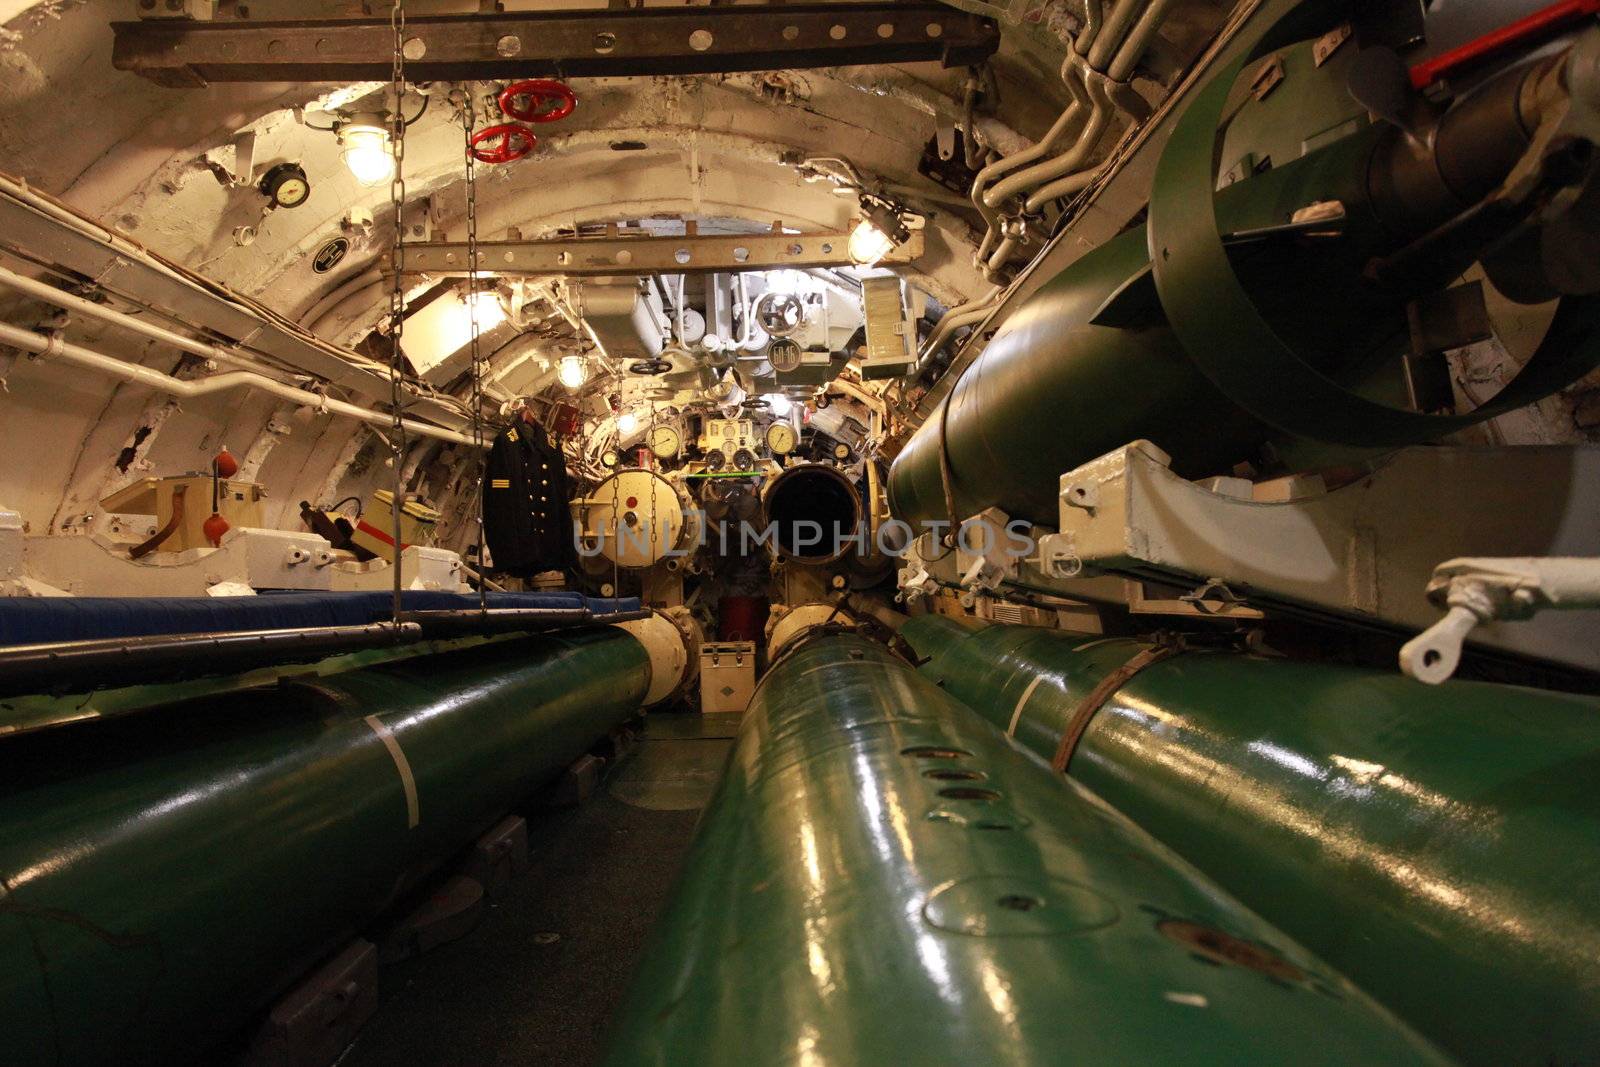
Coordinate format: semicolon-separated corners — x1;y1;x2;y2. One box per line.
468;123;537;165
498;79;577;124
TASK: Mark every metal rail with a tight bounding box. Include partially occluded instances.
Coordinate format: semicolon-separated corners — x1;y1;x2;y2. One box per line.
0;607;649;697
385;228;924;277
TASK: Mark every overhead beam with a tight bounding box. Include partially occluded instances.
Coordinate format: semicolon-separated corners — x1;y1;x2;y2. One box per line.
382;229;924;276
112;3;1000;87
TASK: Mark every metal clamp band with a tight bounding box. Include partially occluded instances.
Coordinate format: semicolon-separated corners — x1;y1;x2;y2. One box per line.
1050;642;1183;772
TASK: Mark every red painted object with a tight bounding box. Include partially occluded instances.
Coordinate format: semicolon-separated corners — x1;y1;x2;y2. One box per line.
469;124;537;164
202;512;231;547
1409;0;1600;89
498;80;577;124
212;448;239;478
718;596;769;642
551;404;581;436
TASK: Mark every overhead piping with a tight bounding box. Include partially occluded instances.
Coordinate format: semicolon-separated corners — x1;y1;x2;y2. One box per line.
0;320;483;448
0;266;286;378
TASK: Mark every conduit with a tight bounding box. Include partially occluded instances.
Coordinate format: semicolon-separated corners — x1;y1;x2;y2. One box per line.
0;265;285;377
0;320;482;448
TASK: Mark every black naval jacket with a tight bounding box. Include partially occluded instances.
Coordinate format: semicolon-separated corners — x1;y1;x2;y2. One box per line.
482;418;573;576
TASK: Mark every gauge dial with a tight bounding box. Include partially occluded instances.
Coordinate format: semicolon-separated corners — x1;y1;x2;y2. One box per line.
648;425;682;460
832;442;851;462
704;448;727;472
766;422;798;456
259;162;311;209
732;448;757;472
601;448;621;468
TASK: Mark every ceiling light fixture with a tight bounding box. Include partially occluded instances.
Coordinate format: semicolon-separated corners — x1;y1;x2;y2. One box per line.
557;354;589;390
467;288;506;330
337;113;396;186
848;197;911;267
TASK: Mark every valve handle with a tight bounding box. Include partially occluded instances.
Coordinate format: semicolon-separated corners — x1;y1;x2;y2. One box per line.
498;80;577;124
469;124;537;165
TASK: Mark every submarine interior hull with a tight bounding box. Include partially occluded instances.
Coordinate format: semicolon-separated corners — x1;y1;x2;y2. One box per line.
1;0;1599;1064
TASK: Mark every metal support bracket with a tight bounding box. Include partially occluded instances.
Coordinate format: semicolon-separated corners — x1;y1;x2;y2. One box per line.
1052;440;1600;674
112;3;1000;87
384;226;923;277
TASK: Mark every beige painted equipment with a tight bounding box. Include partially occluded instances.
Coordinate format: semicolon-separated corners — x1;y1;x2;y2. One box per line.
574;469;699;569
615;608;703;707
765;601;856;659
351;490;441;563
699;641;756;714
101;475;265;554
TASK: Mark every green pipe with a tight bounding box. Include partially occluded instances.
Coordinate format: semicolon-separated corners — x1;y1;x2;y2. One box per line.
604;632;1450;1065
900;616;1600;1066
0;626;650;1066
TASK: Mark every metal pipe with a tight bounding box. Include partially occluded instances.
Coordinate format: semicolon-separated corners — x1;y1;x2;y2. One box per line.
915;284;1001;365
0;320;482;448
395;606;650;637
987;71;1113;210
1076;0;1104;55
1085;0;1148;70
0;265;287;377
0;622;421;700
0;608;652;700
970;54;1090;201
966;53;1091;267
1106;0;1178;82
901;616;1600;1067
675;272;688;342
0;627;653;1066
984;233;1020;278
1023;159;1104;213
603;633;1450;1065
982;62;1100;208
0;174;467;426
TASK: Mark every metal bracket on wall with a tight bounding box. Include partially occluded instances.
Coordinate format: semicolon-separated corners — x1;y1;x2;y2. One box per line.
384;227;923;277
1051;439;1600;674
112;3;1000;87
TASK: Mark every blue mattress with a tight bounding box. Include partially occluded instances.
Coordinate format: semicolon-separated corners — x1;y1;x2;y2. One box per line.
0;591;641;648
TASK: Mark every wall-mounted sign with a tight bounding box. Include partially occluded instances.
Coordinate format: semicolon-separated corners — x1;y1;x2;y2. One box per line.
312;237;350;274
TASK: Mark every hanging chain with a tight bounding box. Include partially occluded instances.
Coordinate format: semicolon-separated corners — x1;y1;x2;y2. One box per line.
460;92;489;614
386;0;409;622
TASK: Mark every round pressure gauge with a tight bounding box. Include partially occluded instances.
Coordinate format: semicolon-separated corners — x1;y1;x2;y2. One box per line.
648;424;682;460
832;442;851;462
732;448;757;472
765;422;798;456
704;448;727;472
259;162;311;209
601;447;621;468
